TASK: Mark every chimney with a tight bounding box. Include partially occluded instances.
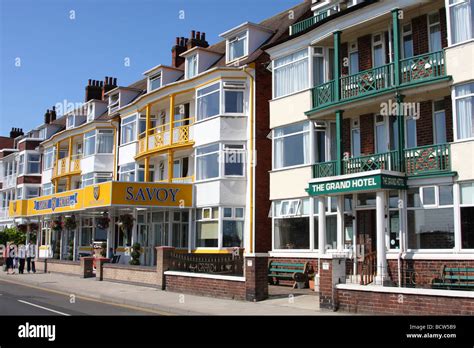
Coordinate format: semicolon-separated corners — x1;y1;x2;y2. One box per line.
10;127;24;139
171;30;209;68
50;106;57;122
44;109;51;124
186;29;209;50
171;36;187;68
85;79;103;102
102;76;117;100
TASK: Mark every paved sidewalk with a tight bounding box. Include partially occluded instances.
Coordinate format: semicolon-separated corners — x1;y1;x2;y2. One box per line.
0;271;343;315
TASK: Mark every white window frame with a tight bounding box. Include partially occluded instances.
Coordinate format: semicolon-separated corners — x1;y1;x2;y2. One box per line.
66;115;75;129
109;93;119;112
17;154;25;175
350;117;361;157
223;143;245;177
87;103;94;122
372;32;386;67
447;0;474;46
119;163;136;182
43;147;55;170
195;143;220;182
222;81;246;116
196;82;221;121
433;99;447;144
42;183;54;196
272;121;311;170
401;22;413;58
186;54;198;79
26;153;41;174
148;72;162;92
196;206;220;249
96;129;114;154
227;30;248;63
272;48;310;99
121;114;138;145
348;41;359;75
453;81;474;141
279;199;302;217
428;11;442;52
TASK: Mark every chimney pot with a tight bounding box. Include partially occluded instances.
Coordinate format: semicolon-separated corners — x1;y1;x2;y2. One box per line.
113;78;117;85
196;31;201;40
175;37;180;45
191;30;196;39
202;32;206;41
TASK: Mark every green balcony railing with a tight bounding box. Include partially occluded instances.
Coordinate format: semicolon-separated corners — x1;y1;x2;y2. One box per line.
340;63;394;101
400;50;445;85
343;150;400;175
312;80;335;108
290;12;328;35
404;143;450;176
313;160;337;178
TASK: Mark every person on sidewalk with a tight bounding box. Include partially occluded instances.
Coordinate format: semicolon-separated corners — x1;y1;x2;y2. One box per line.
26;240;36;273
18;244;26;274
6;242;15;275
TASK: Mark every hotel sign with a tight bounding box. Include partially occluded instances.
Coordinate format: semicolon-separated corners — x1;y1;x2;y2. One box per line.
33;193;79;212
307;174;406;196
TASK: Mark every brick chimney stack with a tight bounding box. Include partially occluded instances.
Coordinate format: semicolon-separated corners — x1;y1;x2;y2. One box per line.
171;30;209;68
102;76;118;100
44;109;51;124
50;106;57;122
10;127;24;138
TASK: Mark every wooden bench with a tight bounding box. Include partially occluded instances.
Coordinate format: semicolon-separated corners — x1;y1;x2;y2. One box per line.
268;261;309;288
432;266;474;290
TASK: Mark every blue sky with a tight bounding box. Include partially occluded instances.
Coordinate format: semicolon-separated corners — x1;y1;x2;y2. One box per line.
0;0;301;135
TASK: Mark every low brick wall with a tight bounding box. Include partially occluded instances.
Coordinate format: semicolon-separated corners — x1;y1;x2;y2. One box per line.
165;272;246;301
36;259;81;276
337;287;474;315
102;263;158;287
387;259;474;287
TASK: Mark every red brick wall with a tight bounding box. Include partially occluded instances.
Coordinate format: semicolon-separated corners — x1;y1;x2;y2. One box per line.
387;259;474;287
358;35;372;71
360;113;374;154
18;140;41;151
17;176;41;185
337;288;474;315
412;14;429;55
254;54;272;253
416;101;433;146
166;274;246;301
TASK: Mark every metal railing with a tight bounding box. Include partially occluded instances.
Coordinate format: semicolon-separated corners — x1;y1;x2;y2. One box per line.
400;50;445;85
289;12;328;35
168;251;244;276
312;80;335;109
343;150;400;174
313;160;337;178
340;63;394;101
404;143;450;176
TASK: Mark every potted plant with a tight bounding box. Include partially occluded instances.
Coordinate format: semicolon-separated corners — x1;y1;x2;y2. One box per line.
96;213;110;230
50;219;63;233
64;216;77;230
129;243;141;266
67;239;74;260
118;214;134;233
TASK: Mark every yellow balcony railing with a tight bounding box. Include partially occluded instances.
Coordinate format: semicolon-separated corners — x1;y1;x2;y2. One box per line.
138;118;194;156
52;154;82;178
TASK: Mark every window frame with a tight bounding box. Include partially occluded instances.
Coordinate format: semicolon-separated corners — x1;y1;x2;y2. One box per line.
401;22;414;59
120;114;138;145
227;30;248;63
272;48;310;99
26;153;41;174
453;81;474;141
148;72;162;92
427;11;442;52
433;99;447;144
186;54;198;79
272;121;311;170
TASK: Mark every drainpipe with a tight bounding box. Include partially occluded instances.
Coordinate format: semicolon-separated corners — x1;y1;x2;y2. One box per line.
241;64;255;255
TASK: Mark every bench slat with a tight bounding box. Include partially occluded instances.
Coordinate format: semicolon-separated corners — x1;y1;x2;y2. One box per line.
270;263;306;267
269;268;303;273
268;274;294;278
445;268;474;272
434;283;474;287
444;275;474;280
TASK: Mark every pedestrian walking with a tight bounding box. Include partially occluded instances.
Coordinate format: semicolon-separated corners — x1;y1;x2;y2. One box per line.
26;240;36;273
18;244;26;274
6;242;15;275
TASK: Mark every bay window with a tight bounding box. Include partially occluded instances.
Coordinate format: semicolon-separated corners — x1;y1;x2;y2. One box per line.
273;49;309;98
455;82;474;140
18;154;24;175
461;182;474;248
223;144;244;176
138;164;155;182
196;207;219;247
119;163;136;182
228;31;248;61
197;83;220;120
42;183;54;196
121;115;137;144
43;147;55;170
196;144;219;180
97;130;114;153
448;0;473;44
273;198;310;249
222;207;244;247
26;154;40;174
273;122;310;169
84;131;96;156
224;87;244;114
407;185;455;249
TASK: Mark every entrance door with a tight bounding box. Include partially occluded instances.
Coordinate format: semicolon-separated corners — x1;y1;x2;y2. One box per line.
356;210;376;256
356;209;377;284
137;224;152;266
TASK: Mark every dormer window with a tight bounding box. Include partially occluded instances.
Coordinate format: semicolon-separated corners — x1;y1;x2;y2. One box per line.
87;104;94;122
149;73;162;92
109;94;119;112
66;115;75;129
186;54;198;79
228;31;248;62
